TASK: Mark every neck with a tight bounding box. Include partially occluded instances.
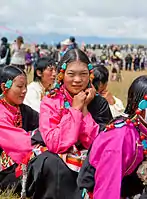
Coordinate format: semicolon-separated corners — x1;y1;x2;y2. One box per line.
39;81;51;92
3;97;17;107
62;86;74;98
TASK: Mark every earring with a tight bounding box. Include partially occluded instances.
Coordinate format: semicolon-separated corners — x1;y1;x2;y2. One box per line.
88;63;94;83
0;90;6;98
0;80;13;99
55;63;67;88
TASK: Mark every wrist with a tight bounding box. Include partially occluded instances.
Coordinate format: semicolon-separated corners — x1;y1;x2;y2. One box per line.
72;105;82;111
108;97;115;105
82;106;88;116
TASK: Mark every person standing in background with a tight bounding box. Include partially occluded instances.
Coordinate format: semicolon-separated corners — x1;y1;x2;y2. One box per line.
0;37;11;65
11;36;26;70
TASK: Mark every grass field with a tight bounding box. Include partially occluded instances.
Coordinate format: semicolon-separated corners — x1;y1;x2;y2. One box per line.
108;70;147;106
0;70;147;199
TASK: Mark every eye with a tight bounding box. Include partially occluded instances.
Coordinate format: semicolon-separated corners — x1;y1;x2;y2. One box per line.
17;85;23;88
81;73;89;76
67;73;74;76
46;67;53;71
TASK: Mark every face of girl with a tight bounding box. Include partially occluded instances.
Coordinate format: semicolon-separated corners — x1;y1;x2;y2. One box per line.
3;74;27;105
40;66;56;89
63;61;89;95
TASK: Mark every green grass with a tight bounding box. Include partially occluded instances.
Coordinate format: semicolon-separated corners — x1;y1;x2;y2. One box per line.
108;70;147;106
0;189;19;198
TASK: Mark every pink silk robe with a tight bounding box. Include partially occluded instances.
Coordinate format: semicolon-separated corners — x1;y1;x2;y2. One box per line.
0;103;32;164
39;87;99;154
89;123;144;199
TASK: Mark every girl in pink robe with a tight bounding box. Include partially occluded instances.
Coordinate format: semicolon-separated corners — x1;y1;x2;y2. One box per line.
78;75;147;199
29;48;112;199
0;65;39;193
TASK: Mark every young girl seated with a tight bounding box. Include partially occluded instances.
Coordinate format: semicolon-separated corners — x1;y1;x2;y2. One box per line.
24;57;56;112
0;65;39;193
78;75;147;199
93;65;124;117
26;49;112;199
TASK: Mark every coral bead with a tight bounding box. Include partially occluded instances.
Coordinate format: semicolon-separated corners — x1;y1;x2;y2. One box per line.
140;135;145;140
144;150;147;155
126;119;131;124
54;88;58;92
60;69;64;73
134;122;138;126
136;109;142;115
110;123;115;129
144;95;147;101
106;125;110;131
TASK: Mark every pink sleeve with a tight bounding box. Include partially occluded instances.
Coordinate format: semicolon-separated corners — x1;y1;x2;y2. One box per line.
0;112;32;164
79;113;99;149
92;149;122;199
89;128;127;199
39;97;83;153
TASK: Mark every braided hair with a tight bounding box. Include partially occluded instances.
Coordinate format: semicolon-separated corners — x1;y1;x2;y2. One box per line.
125;75;147;116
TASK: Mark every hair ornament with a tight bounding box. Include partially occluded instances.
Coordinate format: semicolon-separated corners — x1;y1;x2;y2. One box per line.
138;96;147;110
56;63;67;84
5;80;13;89
88;63;94;82
88;63;93;71
61;63;67;70
0;79;13;98
90;73;95;82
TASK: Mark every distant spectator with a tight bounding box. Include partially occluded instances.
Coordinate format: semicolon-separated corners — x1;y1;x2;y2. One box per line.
53;43;61;63
0;37;11;65
69;36;78;49
25;48;32;73
32;45;40;69
11;36;26;70
125;54;132;71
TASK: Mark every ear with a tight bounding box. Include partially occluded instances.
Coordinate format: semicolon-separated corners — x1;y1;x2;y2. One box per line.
1;83;5;92
36;70;42;77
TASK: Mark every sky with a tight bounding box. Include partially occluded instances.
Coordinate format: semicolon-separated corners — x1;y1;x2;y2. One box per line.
0;0;147;40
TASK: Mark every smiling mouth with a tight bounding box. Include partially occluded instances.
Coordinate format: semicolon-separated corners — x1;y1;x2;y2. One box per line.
72;85;82;88
20;95;25;99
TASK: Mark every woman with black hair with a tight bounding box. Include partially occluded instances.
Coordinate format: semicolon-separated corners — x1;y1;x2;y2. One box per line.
78;75;147;199
25;49;112;199
24;57;56;112
0;65;39;194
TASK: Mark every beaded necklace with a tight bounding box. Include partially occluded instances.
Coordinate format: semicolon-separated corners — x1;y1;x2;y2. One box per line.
104;94;147;155
0;99;22;128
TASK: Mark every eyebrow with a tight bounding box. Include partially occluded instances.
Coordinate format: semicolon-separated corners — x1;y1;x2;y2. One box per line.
67;70;88;72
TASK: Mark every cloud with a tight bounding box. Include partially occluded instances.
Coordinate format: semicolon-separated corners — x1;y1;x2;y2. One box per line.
0;0;147;38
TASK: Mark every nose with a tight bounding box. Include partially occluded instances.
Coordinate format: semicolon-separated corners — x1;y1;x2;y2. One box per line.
52;69;56;78
73;75;82;82
22;87;27;94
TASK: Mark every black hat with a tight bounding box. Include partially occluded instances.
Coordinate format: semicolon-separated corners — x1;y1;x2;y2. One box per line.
69;36;75;43
1;37;8;43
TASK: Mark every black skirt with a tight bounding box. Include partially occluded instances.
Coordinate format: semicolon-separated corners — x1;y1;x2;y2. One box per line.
26;151;82;199
0;151;82;199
